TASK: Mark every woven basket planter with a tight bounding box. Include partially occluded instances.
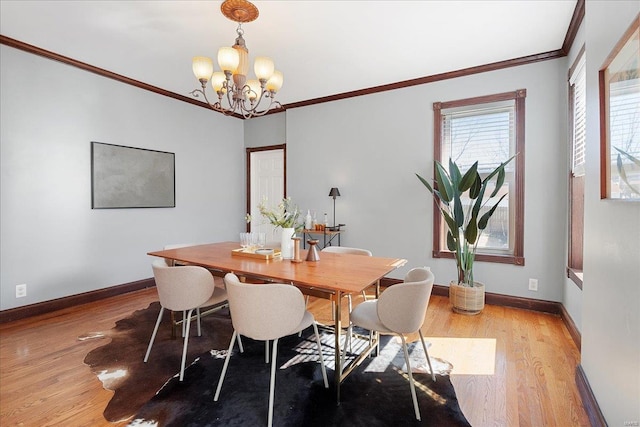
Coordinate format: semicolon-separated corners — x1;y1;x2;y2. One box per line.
449;281;485;315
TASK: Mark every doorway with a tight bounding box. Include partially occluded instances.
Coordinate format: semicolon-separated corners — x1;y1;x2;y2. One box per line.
247;144;286;244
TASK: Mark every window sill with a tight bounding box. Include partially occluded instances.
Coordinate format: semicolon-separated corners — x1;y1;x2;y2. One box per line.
567;267;583;290
433;250;525;266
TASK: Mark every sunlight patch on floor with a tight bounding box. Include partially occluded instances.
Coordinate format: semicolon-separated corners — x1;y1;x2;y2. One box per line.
426;337;496;375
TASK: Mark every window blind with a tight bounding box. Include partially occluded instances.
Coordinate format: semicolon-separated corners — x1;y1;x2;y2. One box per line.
570;55;586;177
442;103;515;174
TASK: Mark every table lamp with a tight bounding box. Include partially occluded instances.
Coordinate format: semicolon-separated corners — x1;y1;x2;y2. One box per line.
328;187;340;227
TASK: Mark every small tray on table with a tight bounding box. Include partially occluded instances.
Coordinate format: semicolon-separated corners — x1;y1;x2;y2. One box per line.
231;248;281;260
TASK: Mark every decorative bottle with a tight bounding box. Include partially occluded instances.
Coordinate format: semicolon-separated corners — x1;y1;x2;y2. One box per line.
305;210;312;230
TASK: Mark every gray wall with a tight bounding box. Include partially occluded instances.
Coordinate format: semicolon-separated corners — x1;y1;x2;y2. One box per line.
581;1;640;424
0;45;245;310
285;59;569;302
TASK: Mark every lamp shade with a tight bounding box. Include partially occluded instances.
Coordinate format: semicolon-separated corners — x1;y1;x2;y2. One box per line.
254;56;275;81
246;79;261;101
211;72;227;93
192;56;214;82
218;46;240;73
329;187;341;198
265;70;283;93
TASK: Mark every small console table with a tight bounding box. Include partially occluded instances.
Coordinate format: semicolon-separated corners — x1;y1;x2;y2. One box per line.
302;228;343;249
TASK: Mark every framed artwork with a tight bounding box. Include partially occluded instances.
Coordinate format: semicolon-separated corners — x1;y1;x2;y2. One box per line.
91;141;175;209
599;14;640;200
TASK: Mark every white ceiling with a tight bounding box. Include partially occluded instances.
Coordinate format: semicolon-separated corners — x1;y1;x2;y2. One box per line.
0;0;578;106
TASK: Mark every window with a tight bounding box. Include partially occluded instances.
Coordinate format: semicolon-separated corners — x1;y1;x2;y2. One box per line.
568;47;585;286
433;90;525;265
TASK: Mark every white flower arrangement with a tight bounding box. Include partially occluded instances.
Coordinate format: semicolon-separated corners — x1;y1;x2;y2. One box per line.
257;197;302;230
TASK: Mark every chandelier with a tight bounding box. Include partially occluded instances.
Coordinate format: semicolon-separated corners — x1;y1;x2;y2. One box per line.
190;0;283;119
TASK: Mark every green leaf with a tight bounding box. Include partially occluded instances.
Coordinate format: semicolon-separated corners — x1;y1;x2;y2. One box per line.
465;214;478;244
453;193;464;227
459;162;478;192
471;183;487;219
415;173;434;194
446;231;457;251
478;193;507;229
484;154;517;183
442;210;458;237
490;167;506;197
469;174;482;199
449;158;462;188
435;162;453;203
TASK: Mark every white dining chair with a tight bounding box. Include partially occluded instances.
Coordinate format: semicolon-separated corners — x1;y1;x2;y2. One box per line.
144;259;228;381
215;273;328;427
162;244;227;337
347;267;436;421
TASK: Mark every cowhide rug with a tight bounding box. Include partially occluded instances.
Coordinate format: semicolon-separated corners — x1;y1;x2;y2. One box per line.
83;302;471;426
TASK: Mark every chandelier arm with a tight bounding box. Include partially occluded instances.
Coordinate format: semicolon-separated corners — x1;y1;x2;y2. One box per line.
246;98;282;118
189;87;223;112
222;80;240;113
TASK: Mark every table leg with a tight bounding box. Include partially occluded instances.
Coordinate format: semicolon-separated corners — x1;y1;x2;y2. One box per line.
374;280;380;356
334;291;342;404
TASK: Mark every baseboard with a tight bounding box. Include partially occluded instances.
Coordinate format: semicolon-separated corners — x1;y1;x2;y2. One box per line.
560;303;582;350
575;364;608;427
381;278;562;314
0;278;155;324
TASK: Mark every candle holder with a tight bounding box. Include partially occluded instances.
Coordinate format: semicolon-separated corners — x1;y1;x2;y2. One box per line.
291;237;303;263
306;239;320;262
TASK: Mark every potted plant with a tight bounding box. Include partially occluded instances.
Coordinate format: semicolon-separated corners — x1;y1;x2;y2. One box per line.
416;156;515;314
257;196;302;259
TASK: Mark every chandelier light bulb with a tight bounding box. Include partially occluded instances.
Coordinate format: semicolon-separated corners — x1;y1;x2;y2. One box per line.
246;79;261;101
265;70;283;93
211;72;227;93
217;47;240;73
254;56;275;81
192;56;214;82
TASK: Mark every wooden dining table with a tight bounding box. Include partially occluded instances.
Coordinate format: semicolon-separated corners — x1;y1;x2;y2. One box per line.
148;241;407;402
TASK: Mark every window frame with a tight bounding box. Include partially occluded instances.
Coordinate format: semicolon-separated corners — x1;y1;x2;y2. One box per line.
567;46;585;288
432;89;526;266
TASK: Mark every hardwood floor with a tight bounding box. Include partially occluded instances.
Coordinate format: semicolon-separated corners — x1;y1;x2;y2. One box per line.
0;288;589;426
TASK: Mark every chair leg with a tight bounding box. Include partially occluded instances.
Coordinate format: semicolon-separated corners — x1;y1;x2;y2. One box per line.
196;307;202;337
237;334;244;353
144;307;165;362
268;337;279;427
419;330;436;382
182;310;187;337
299;296;310;337
179;308;196;382
214;330;237;401
340;324;352;371
265;340;270;363
312;322;329;388
401;335;421;421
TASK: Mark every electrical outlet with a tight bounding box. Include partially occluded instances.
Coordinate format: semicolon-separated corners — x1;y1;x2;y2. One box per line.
16;284;27;298
528;278;538;291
